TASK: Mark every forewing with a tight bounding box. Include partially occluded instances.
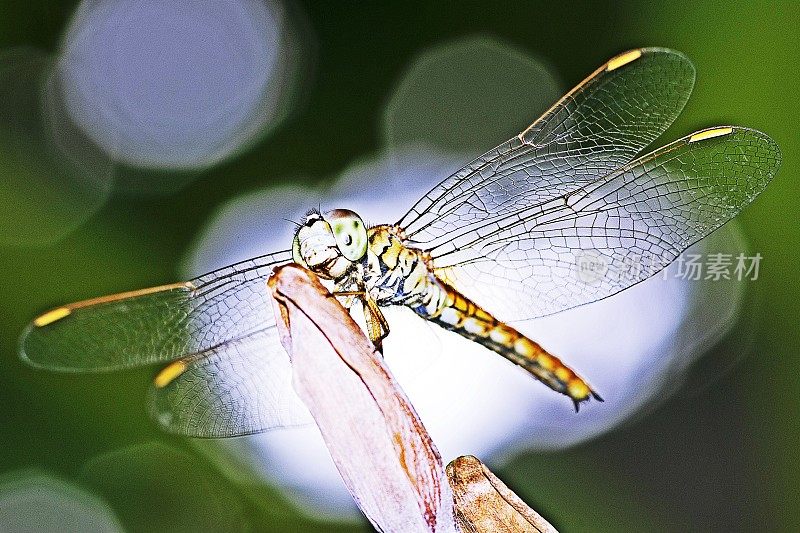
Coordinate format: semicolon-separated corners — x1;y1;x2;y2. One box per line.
149;329;312;437
20;250;293;371
435;127;780;321
399;48;696;249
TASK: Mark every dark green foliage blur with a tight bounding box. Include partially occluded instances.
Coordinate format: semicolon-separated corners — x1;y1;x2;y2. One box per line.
0;1;797;531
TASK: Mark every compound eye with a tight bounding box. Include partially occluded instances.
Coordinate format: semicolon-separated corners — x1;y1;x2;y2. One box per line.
326;209;367;261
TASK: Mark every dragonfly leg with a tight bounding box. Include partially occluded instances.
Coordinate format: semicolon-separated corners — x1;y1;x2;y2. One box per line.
332;289;389;351
363;297;390;352
332;289;364;310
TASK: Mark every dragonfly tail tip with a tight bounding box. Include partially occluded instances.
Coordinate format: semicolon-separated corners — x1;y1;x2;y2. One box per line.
573;389;603;412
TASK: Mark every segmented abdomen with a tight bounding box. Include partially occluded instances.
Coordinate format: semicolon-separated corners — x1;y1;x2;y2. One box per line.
424;280;599;408
366;225;599;408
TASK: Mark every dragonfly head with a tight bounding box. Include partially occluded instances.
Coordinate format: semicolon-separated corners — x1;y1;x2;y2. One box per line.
292;209;368;279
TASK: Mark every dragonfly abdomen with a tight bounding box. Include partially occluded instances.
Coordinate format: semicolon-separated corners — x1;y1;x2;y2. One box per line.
424;280;599;408
366;226;599;407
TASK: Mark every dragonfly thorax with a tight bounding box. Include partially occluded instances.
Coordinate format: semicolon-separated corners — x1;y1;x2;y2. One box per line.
292;209;368;279
363;225;441;309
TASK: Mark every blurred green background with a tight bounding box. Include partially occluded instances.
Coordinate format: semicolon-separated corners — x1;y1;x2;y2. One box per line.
0;1;798;531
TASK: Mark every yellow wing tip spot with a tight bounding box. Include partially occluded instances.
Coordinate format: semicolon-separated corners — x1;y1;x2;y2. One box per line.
154;360;189;389
606;49;642;71
688;127;734;143
33;307;71;327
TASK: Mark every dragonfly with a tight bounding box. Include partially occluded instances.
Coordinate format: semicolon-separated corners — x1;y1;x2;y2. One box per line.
20;48;780;437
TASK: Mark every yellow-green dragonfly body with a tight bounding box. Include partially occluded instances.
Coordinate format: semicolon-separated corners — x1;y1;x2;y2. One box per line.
20;48;781;436
293;217;598;407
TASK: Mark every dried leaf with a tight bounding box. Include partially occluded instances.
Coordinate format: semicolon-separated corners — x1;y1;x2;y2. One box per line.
268;264;457;533
447;455;557;533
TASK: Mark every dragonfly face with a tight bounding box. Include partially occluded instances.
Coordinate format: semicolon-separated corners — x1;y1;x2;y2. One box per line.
20;47;782;437
292;209;368;280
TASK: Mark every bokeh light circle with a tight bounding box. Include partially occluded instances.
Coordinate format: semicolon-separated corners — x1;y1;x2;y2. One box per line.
58;0;299;170
0;48;113;247
0;470;123;532
187;149;747;518
384;36;561;154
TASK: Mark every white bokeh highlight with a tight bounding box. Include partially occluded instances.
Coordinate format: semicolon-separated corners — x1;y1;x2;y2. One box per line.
58;0;296;170
185;150;748;519
183;38;752;519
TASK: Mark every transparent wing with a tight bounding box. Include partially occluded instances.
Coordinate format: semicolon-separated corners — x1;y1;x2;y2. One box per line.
20;250;292;371
434;127;780;322
398;48;696;248
148;329;313;438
